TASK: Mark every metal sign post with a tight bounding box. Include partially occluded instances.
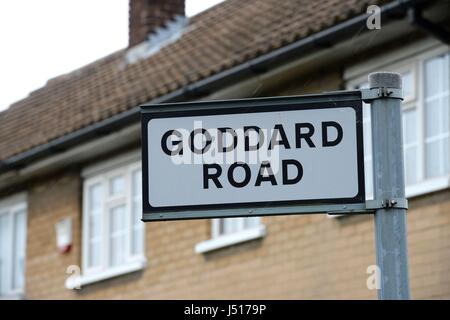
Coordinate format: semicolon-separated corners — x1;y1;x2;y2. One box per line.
140;72;411;299
365;72;411;300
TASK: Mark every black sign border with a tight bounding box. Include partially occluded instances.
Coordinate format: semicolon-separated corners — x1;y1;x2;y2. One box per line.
141;93;365;219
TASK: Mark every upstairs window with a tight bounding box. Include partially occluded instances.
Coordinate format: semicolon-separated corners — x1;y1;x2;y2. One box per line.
195;216;265;254
424;54;450;179
213;217;261;238
348;47;450;198
81;154;145;284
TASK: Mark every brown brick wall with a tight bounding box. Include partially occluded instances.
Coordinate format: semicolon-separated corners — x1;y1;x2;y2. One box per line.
26;170;82;299
408;191;450;299
23;169;450;299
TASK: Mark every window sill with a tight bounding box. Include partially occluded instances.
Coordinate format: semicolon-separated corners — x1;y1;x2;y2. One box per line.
406;176;450;198
195;225;266;254
65;258;147;289
0;293;24;300
329;176;450;219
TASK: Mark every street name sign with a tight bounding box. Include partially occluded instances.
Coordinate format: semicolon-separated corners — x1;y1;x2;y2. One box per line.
141;92;365;221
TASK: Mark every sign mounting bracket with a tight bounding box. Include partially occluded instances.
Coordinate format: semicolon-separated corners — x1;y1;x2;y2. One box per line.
360;88;403;102
365;198;408;210
326;198;408;215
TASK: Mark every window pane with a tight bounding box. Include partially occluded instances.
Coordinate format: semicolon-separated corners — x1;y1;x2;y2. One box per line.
443;136;449;175
88;184;102;210
425;56;443;98
404;147;418;185
215;217;259;238
443;95;449;133
109;175;125;196
444;55;450;89
218;219;225;235
362;102;373;199
110;205;126;234
132;228;144;256
110;236;125;267
364;159;373;199
89;241;101;268
0;214;9;294
132;170;142;197
131;170;144;256
222;218;240;235
363;115;372;155
244;217;259;229
403;109;416;144
84;164;144;273
87;183;102;268
402;71;414;100
425;99;441;137
426;140;441;178
424;54;450;179
89;213;101;240
12;210;26;290
402;109;417;185
109;205;127;267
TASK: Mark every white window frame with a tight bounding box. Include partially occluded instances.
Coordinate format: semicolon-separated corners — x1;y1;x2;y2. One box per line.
67;151;146;289
0;193;27;299
195;217;266;254
345;40;450;199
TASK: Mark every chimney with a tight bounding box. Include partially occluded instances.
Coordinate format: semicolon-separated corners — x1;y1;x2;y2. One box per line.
129;0;185;47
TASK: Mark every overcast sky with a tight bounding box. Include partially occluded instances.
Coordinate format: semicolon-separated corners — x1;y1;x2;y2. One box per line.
0;0;224;111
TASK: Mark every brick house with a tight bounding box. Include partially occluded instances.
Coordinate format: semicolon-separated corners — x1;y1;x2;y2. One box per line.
0;0;449;299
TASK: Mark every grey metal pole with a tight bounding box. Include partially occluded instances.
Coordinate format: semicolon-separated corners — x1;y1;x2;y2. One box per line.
369;72;411;300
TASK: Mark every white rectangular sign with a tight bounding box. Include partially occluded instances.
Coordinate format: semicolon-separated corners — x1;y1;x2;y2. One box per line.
141;95;365;220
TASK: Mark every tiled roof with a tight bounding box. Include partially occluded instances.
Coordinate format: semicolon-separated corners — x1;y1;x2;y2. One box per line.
0;0;387;163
